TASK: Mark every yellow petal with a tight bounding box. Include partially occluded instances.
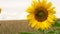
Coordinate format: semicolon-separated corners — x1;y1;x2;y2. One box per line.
48;7;56;14
33;2;41;9
28;18;37;26
45;21;51;29
47;17;54;24
42;0;47;2
42;21;51;30
31;20;37;27
48;14;56;20
48;7;55;10
34;23;41;30
46;2;52;9
26;6;35;13
48;10;56;14
32;0;41;7
38;0;40;2
43;21;47;27
27;14;34;20
40;23;45;30
32;0;37;4
42;21;47;28
42;0;47;4
28;18;36;25
42;0;47;7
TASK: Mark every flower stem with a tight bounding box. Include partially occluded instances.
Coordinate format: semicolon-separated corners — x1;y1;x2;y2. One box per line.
42;30;46;34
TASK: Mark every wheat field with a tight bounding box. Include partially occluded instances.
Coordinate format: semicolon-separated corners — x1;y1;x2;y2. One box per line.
0;19;60;34
0;20;37;34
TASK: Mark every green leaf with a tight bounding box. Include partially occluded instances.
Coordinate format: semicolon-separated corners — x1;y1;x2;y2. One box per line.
38;28;43;32
38;29;48;34
20;32;35;34
46;30;60;34
46;31;55;34
54;28;60;34
52;20;60;27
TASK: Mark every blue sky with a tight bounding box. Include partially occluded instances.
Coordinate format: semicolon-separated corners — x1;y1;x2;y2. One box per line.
0;0;59;20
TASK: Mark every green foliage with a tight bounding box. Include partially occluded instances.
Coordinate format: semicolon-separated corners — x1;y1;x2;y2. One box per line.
38;28;43;32
52;20;60;27
46;31;55;34
46;29;60;34
20;32;35;34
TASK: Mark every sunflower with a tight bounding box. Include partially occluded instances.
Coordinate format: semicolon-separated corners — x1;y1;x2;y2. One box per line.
26;0;56;30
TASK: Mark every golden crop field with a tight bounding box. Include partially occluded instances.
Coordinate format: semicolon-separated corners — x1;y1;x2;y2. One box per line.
0;19;60;34
0;20;37;34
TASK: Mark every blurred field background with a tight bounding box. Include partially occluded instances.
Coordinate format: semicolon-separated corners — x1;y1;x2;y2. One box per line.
0;20;37;34
0;19;59;34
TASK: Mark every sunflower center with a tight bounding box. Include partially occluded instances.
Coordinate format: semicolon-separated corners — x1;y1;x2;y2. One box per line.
37;11;45;19
35;8;48;22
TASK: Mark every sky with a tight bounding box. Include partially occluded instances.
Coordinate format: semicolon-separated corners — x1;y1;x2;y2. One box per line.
0;0;59;20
